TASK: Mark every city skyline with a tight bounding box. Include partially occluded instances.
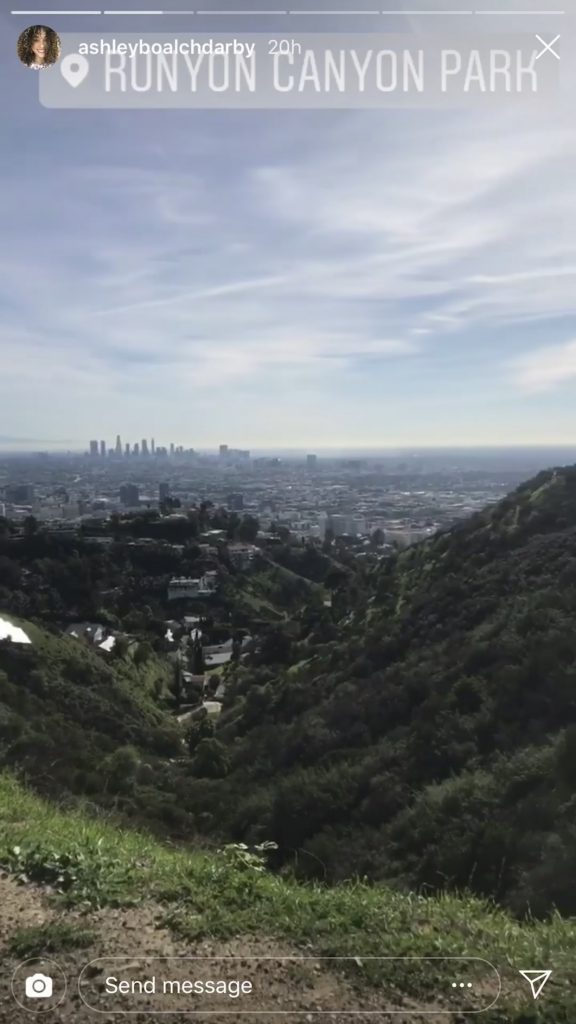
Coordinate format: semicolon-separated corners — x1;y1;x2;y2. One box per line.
5;438;576;457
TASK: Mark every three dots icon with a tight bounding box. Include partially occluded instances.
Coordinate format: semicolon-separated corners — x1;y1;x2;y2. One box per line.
451;982;473;988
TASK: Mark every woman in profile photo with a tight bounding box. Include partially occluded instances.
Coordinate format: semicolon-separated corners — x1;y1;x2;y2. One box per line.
17;25;61;69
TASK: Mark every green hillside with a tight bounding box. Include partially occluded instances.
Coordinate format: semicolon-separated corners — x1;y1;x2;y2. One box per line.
0;772;574;1023
187;466;576;917
1;468;576;927
0;615;192;833
0;510;332;634
221;558;326;624
0;472;575;1019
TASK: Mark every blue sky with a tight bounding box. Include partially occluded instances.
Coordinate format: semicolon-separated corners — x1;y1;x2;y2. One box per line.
1;2;575;450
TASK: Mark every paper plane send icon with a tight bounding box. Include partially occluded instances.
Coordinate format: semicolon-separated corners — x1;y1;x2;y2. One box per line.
519;970;552;1000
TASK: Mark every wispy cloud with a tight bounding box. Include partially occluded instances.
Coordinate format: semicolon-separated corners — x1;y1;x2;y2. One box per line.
511;340;576;394
0;58;575;443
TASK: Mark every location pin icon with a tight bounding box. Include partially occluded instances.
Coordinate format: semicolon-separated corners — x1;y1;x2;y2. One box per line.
61;53;89;88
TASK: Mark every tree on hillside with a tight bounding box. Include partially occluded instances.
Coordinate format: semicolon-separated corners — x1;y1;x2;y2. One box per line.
0;556;21;589
23;515;38;538
198;501;212;532
557;726;576;787
102;745;139;793
324;566;347;590
322;527;334;551
258;626;293;666
113;636;130;660
187;708;214;754
191;737;230;778
170;662;183;709
191;638;204;675
134;641;154;666
237;516;259;543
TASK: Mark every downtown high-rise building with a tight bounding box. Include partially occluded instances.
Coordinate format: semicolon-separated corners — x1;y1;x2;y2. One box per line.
115;434;122;456
120;483;140;507
141;439;149;456
89;440;98;457
100;440;106;457
227;492;244;511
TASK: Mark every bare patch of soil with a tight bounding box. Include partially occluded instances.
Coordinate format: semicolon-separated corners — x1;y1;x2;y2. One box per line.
0;875;458;1024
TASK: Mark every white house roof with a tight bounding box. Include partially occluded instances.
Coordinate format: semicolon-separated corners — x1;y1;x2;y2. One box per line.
0;616;32;645
202;701;222;715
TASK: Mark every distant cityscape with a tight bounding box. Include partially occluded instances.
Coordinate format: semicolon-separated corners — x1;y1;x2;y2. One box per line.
2;441;574;552
87;437;252;462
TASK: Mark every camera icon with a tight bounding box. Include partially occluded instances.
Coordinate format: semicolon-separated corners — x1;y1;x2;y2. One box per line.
25;974;53;999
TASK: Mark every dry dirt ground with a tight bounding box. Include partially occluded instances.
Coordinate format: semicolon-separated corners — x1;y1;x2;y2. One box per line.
0;874;470;1024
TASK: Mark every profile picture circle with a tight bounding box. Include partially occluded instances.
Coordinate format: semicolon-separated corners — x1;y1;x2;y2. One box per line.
17;25;61;69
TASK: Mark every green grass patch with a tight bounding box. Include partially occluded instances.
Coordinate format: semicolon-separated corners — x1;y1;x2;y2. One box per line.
7;921;97;958
0;771;574;1020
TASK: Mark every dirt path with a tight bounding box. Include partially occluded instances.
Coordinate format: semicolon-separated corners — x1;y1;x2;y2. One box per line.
0;874;455;1024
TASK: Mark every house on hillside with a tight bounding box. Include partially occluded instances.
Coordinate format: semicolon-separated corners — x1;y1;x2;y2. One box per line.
65;622;118;654
182;671;205;686
228;544;258;570
66;623;106;645
202;634;252;668
202;700;222;718
181;670;206;702
203;639;234;656
167;575;219;601
199;529;227;544
204;650;232;668
198;543;219;556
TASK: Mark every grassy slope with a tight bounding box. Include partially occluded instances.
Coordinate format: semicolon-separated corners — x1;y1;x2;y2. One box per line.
0;613;191;833
0;613;172;722
223;559;326;624
0;772;574;1022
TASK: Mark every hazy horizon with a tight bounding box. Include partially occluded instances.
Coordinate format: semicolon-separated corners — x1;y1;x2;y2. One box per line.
3;442;576;461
